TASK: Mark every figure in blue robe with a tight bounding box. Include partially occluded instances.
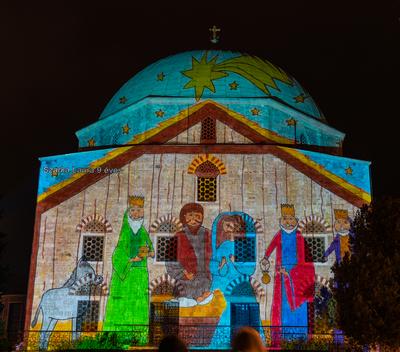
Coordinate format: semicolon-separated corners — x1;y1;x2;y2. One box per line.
209;212;260;347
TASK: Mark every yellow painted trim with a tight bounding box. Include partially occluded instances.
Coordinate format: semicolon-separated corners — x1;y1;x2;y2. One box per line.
37;146;132;203
187;154;227;175
37;102;212;203
208;100;295;145
126;100;210;144
38;100;369;205
280;147;371;203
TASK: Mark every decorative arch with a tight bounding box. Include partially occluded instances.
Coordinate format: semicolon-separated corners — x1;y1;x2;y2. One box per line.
68;273;109;295
240;213;263;234
187;154;227;175
298;215;331;234
225;275;265;298
249;277;266;297
188;154;227;202
76;214;113;233
149;274;184;296
150;214;183;233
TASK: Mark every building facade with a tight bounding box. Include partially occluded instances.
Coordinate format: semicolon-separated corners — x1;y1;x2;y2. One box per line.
0;294;26;347
25;50;371;350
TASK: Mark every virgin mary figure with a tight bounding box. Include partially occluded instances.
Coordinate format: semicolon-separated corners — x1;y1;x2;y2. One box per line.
209;212;259;346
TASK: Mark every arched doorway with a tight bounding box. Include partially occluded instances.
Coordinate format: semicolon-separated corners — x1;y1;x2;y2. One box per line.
149;280;180;344
230;281;261;333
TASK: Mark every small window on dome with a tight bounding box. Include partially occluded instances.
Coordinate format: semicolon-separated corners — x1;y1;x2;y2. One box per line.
200;117;216;144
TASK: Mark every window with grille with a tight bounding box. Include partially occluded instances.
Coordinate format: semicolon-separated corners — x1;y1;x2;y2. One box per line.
158;222;179;233
74;283;103;296
194;159;220;203
83;236;104;262
84;220;107;233
76;301;99;332
200;117;216;143
304;236;326;263
303;221;327;234
197;177;217;202
234;236;256;262
156;236;178;262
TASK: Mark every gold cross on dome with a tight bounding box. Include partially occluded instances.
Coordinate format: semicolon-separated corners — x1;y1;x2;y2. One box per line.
209;25;221;44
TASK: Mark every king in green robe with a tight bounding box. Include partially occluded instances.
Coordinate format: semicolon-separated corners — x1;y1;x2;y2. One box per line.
103;204;154;344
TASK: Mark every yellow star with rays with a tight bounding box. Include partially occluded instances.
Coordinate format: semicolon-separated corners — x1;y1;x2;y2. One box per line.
119;96;127;104
286;117;297;126
294;93;308;103
345;166;353;175
88;138;96;147
229;81;239;90
122;124;130;134
155;109;165;118
156;72;165;81
182;53;228;101
250;107;260;116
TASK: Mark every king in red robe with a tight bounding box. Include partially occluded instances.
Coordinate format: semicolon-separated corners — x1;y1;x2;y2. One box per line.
262;204;315;344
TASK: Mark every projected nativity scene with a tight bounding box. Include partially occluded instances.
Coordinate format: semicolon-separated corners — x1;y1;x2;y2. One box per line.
25;50;371;350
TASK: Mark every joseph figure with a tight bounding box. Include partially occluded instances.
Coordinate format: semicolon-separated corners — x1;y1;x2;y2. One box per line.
103;195;154;340
166;203;213;305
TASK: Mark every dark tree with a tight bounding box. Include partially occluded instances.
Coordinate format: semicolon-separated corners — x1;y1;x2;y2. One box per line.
0;196;6;290
333;197;400;349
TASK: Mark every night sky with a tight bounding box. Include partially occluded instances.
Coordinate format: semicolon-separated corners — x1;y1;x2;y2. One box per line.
0;1;399;293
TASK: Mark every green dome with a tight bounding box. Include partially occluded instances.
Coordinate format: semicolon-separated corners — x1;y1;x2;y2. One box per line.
100;50;324;121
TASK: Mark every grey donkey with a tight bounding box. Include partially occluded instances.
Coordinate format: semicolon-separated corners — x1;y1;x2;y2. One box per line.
31;257;104;350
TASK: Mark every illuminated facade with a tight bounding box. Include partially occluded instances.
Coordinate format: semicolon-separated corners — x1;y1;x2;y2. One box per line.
25;50;371;350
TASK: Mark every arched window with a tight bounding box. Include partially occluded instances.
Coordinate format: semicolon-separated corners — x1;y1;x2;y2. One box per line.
233;213;262;263
150;214;182;233
76;214;112;262
299;215;331;264
196;161;219;202
150;215;182;263
188;154;226;203
200;117;216;144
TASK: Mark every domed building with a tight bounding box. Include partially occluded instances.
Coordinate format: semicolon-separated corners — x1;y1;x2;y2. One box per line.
26;50;371;350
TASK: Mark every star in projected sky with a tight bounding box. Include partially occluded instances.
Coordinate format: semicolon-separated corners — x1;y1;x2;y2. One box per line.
182;54;227;100
345;166;353;175
122;124;130;134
